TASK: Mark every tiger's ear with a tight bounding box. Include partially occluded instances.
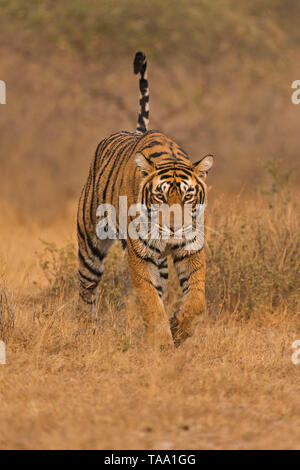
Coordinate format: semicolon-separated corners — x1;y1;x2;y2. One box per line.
193;155;214;178
135;152;155;177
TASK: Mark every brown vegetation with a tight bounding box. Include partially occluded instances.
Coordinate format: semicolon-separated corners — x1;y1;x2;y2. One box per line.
0;0;300;450
0;184;299;449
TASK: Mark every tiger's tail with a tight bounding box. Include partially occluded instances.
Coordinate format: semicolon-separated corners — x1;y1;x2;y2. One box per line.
134;51;149;133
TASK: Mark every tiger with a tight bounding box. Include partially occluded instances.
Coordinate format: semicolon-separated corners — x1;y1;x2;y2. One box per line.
77;51;213;348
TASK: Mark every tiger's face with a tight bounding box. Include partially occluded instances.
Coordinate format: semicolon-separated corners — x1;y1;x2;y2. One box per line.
135;152;213;238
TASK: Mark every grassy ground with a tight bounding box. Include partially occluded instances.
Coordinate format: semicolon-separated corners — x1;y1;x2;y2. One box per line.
0;184;299;449
1;0;300;450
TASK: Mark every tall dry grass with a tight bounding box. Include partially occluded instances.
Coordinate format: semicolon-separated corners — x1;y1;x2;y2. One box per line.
0;180;299;449
0;0;300;450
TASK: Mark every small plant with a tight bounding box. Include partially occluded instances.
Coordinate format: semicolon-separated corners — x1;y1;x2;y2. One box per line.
259;159;293;204
38;241;77;296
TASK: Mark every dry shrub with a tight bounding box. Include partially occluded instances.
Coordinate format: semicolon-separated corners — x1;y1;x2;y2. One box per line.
38;241;77;296
206;189;299;318
1;189;300;449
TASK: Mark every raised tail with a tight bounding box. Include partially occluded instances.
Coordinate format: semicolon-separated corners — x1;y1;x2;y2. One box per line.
133;51;149;133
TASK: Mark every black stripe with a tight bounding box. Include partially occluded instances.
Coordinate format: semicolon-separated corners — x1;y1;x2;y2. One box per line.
179;276;189;286
176;168;193;177
142;140;164;150
160;272;168;279
78;270;100;284
173;254;189;263
136;233;162;254
127;238;159;266
158;260;168;268
140;95;149;105
86;232;105;260
77;221;85;241
78;250;103;276
177;151;188;158
157;168;174;175
171;236;197;250
178;174;189;180
149;152;168;158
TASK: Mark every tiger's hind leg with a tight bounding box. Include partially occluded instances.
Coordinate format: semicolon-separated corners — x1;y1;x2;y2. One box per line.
77;238;115;315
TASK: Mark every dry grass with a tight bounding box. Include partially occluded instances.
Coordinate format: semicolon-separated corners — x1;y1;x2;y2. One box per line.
1;0;300;450
0;187;299;450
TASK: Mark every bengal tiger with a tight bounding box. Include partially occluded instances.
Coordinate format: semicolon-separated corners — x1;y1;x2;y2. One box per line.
77;51;213;348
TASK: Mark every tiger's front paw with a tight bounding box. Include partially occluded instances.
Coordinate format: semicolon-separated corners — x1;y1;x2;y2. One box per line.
169;313;191;347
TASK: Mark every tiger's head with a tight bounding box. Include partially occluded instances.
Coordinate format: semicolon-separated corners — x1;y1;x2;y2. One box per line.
134;152;213;238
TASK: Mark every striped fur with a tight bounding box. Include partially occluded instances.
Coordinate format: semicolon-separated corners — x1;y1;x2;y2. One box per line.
134;51;149;133
77;52;213;347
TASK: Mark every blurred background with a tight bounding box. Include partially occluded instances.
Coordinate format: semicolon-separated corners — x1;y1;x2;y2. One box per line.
1;2;300;450
0;0;299;219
